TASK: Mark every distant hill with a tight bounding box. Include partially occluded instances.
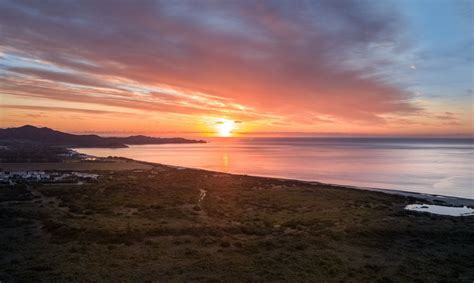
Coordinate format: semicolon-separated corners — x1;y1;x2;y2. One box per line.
0;125;206;148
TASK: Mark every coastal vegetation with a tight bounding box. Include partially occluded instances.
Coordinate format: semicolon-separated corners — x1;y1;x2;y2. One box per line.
1;161;473;282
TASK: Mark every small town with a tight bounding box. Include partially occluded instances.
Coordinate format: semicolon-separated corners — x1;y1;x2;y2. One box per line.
0;171;99;185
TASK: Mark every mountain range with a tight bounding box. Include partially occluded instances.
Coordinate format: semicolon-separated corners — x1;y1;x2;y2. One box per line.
0;125;206;148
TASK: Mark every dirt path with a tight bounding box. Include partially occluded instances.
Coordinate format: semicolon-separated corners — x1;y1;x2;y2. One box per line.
199;189;207;204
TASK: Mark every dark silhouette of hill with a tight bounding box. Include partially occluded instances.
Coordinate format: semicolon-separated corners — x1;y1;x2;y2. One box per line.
0;125;205;148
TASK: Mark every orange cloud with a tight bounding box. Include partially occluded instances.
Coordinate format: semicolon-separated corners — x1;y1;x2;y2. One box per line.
0;1;471;136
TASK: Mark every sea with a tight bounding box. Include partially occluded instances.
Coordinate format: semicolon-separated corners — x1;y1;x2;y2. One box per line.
77;138;474;199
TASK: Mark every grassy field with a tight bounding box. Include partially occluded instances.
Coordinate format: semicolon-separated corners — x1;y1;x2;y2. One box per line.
0;164;473;282
0;161;153;171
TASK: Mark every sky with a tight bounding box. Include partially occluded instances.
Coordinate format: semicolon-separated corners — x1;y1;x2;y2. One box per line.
0;0;472;137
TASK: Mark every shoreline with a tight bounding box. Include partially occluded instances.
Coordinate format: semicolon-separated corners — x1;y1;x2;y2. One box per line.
3;147;473;207
185;167;474;207
75;149;474;207
324;183;474;207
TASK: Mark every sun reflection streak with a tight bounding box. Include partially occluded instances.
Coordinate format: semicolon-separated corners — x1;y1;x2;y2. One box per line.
222;152;229;170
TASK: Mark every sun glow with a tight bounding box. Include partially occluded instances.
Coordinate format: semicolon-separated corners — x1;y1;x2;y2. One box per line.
215;119;236;137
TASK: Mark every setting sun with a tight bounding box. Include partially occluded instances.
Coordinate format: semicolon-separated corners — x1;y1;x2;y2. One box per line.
215;119;236;137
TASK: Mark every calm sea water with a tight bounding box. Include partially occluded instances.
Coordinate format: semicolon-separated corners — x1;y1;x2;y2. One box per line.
77;138;474;199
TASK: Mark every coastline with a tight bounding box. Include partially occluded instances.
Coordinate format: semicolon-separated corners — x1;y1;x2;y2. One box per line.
72;149;474;207
173;166;474;207
2;149;474;281
72;140;474;202
3;146;472;207
75;148;474;207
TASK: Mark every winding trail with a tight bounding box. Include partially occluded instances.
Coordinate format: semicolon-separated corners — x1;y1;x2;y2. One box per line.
199;189;207;205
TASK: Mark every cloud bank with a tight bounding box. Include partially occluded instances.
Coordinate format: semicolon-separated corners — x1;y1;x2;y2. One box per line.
0;0;469;135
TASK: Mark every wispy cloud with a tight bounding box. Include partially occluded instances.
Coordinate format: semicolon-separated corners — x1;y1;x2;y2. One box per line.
0;104;125;115
0;0;471;135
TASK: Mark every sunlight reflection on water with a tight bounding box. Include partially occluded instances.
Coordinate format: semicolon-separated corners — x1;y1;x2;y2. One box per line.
77;138;474;199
